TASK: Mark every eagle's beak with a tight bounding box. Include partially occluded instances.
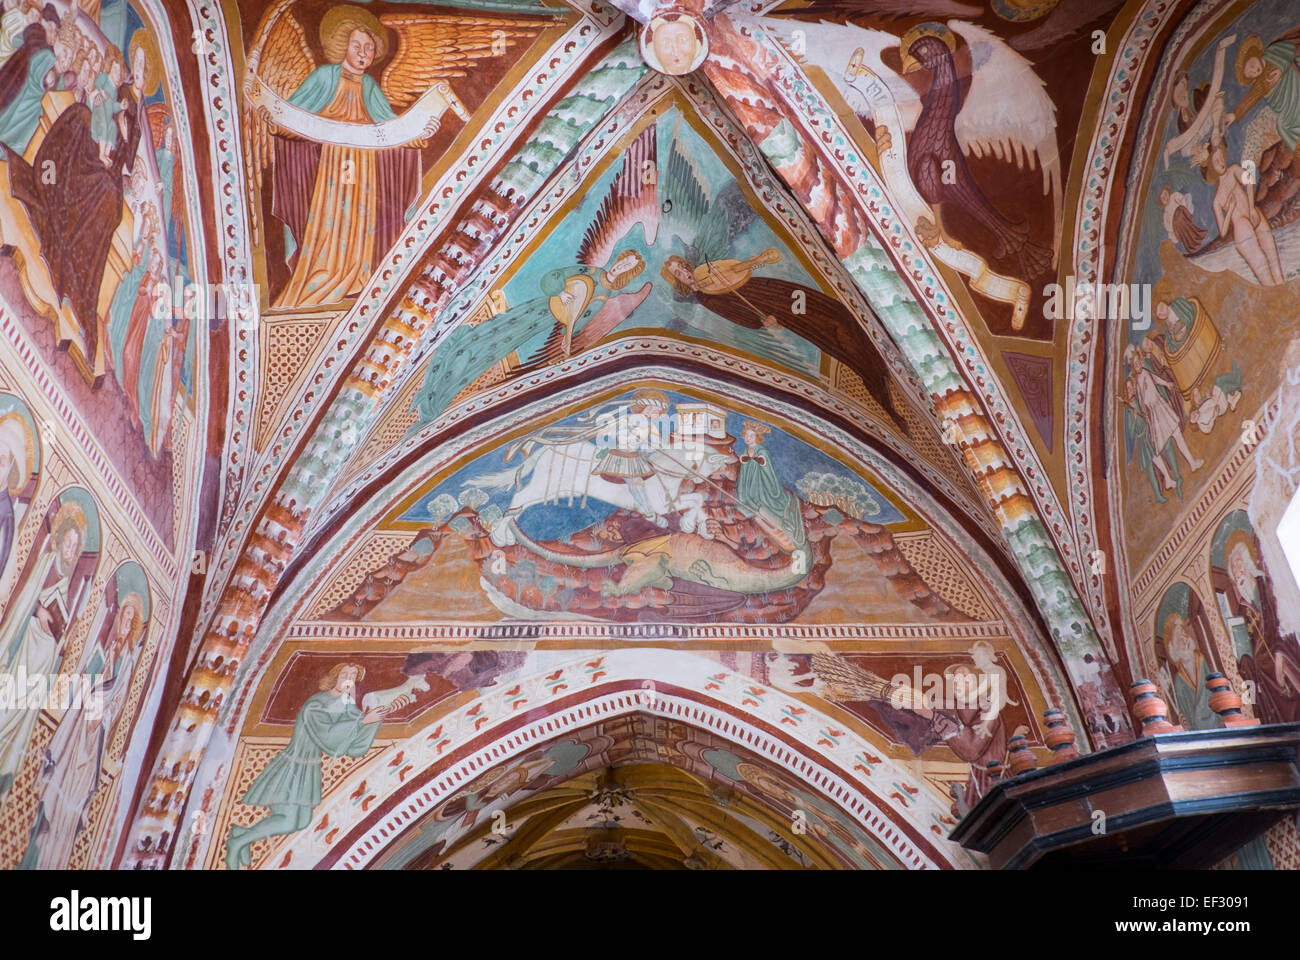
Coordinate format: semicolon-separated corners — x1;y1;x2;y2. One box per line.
901;53;921;75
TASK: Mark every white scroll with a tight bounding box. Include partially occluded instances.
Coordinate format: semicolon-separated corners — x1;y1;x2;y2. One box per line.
246;76;470;149
846;56;1032;330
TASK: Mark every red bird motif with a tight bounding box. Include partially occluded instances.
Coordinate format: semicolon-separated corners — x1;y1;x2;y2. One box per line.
545;670;563;682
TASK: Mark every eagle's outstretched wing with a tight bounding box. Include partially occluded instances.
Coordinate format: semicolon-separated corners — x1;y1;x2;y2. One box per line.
577;125;659;268
243;3;316;188
810;653;896;703
949;20;1062;260
776;19;923;134
379;14;555;111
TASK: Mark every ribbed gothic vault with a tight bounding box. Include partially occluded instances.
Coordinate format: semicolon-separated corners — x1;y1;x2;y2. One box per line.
0;0;1297;871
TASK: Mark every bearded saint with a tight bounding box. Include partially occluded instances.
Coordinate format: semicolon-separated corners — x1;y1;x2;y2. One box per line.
271;13;419;307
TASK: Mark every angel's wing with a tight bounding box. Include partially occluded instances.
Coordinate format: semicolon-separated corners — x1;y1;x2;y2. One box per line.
380;15;554;111
244;4;316;188
772;19;923;134
660;128;732;264
950;20;1062;255
577;125;659;268
809;652;896;702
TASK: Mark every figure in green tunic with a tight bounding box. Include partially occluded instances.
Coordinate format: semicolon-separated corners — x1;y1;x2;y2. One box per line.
224;663;395;869
735;421;806;552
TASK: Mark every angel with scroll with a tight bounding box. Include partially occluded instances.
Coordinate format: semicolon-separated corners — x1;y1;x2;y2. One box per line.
412;126;660;423
794;19;1062;329
245;2;542;308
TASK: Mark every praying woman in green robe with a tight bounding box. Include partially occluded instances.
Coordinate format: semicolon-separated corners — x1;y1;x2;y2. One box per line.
735;421;806;552
225;663;398;869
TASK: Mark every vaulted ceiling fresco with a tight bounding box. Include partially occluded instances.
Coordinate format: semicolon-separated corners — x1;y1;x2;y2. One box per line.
0;0;1297;872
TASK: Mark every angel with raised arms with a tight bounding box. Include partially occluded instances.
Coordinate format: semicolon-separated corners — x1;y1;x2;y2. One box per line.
245;1;541;308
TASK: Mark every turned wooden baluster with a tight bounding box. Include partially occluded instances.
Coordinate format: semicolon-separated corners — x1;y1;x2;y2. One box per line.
1205;673;1261;728
1042;707;1079;763
1007;731;1038;775
1130;679;1181;735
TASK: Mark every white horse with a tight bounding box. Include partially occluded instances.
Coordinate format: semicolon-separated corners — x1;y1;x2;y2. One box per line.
465;440;733;546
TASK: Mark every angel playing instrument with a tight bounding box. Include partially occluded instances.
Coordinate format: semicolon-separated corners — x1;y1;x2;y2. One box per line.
547;274;598;356
694;249;781;294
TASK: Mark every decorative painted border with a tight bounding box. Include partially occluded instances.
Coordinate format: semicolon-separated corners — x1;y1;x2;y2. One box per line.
286;621;1012;642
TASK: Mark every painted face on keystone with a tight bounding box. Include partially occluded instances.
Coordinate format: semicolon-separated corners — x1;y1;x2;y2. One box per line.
645;15;704;76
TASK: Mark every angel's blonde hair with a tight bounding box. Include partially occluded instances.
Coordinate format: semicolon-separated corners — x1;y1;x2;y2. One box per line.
322;16;388;65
